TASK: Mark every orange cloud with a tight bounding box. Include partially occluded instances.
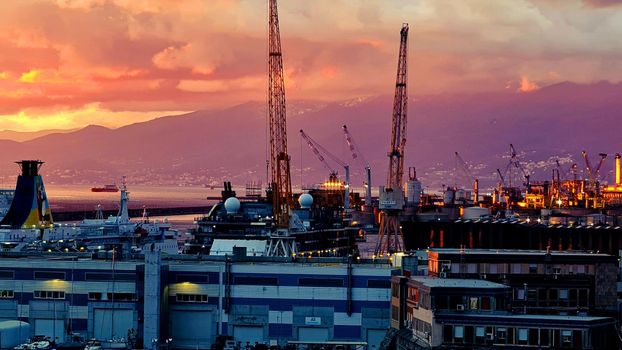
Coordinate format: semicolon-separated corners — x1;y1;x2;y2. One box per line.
19;70;40;83
518;76;539;93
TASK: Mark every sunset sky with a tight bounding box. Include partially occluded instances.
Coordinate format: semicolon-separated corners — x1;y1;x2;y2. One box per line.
0;0;621;132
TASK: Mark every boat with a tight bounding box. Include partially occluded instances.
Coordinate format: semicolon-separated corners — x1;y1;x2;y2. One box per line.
91;184;119;193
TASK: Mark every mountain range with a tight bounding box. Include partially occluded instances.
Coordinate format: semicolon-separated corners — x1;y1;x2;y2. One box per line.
0;81;620;192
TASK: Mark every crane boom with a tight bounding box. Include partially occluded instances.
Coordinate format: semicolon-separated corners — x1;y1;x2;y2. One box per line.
387;24;409;190
376;23;409;256
267;0;292;229
300;129;351;211
343;125;372;207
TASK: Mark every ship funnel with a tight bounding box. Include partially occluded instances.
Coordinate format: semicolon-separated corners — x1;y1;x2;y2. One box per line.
0;160;53;228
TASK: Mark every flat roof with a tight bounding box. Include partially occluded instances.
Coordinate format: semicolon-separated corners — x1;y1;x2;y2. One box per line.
429;248;612;258
435;312;614;326
409;276;508;289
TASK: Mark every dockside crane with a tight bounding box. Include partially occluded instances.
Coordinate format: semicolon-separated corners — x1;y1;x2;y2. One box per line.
300;129;351;211
266;0;295;256
581;151;607;184
376;23;409;256
342;125;372;208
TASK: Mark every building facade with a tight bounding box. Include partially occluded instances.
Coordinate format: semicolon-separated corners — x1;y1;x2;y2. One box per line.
0;252;393;349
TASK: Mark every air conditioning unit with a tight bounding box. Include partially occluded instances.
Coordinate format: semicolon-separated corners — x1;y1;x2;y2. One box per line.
440;272;448;278
480;273;487;279
456;304;465;311
486;333;494;340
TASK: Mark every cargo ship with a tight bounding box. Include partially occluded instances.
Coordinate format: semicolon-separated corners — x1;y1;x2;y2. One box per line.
91;184;119;192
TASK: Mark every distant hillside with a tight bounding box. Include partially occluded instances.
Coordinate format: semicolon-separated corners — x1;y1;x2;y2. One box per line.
0;128;79;142
0;81;620;192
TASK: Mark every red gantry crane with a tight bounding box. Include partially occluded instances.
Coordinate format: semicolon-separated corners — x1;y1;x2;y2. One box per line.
300;129;351;211
342;125;372;208
376;23;409;256
267;0;295;256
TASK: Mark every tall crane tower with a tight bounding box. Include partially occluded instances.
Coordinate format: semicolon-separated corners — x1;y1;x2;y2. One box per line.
342;125;372;209
300;129;351;211
376;23;409;256
266;0;295;256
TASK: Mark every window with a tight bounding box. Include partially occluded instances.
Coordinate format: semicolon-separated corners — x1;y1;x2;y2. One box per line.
511;264;521;274
516;289;525;300
176;294;208;303
490;264;498;274
528;264;537;273
85;273;136;281
518;328;528;343
0;271;14;279
496;327;507;341
367;279;391;288
234;276;278;285
391;306;399;321
469;297;479;310
561;330;572;344
481;297;491;310
0;290;13;298
560;289;569;299
475;326;485;338
34;271;65;280
107;293;135;301
577;265;586;274
391;284;399;298
34;291;65;300
88;292;102;300
467;264;477;273
454;326;464;339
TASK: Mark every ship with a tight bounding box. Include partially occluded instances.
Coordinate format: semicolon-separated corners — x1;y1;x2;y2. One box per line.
91;184;119;192
184;181;359;257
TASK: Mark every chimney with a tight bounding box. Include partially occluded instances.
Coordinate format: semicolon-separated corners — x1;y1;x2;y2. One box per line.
616;153;621;186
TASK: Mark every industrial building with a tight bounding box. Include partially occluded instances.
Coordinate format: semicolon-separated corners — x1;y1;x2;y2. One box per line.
0;251;393;349
390;276;618;349
426;248;618;315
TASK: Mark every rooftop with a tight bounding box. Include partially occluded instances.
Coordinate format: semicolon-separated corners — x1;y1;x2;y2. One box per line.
409;276;508;289
429;248;612;258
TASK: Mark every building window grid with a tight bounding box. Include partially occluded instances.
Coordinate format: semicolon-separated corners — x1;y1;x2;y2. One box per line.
34;290;65;300
176;293;208;303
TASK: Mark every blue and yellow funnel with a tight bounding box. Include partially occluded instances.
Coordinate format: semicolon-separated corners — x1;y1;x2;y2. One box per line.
0;160;53;228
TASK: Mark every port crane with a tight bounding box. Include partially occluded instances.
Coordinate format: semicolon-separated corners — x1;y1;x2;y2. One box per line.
266;0;295;256
376;23;409;256
300;129;351;211
342;125;372;208
581;151;607;185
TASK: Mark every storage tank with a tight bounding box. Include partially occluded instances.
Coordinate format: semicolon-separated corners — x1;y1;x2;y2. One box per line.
0;321;30;348
406;179;422;206
462;207;491;220
443;187;455;205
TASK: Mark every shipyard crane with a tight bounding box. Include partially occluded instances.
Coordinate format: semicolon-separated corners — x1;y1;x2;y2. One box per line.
342;125;372;208
300;129;351;211
266;0;296;256
454;152;479;203
376;23;409;256
581;151;607;184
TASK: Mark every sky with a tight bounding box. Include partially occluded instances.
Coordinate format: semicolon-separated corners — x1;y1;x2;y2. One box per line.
0;0;621;132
